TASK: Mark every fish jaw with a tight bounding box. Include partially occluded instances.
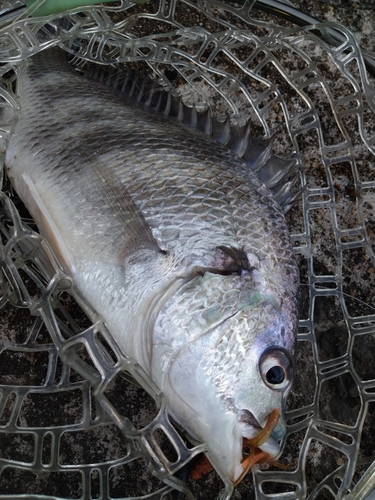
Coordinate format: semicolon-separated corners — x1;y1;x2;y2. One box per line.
200;401;282;484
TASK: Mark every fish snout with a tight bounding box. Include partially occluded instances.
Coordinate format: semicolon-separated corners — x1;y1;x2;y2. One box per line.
239;408;281;458
231;406;286;485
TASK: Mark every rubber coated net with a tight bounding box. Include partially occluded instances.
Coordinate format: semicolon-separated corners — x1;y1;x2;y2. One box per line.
0;1;375;499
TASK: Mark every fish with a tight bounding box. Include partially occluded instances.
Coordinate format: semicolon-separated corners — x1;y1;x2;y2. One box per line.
4;47;299;485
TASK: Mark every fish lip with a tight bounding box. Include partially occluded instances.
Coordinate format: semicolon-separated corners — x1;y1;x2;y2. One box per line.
258;435;279;459
238;408;261;428
238;408;280;459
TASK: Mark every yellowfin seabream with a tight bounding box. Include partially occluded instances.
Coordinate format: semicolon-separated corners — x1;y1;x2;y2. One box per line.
5;48;299;484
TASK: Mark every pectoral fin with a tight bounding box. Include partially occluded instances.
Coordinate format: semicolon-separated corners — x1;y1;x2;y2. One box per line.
90;158;164;263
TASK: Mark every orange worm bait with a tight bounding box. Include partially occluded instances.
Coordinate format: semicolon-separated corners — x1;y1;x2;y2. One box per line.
190;453;214;480
191;407;295;485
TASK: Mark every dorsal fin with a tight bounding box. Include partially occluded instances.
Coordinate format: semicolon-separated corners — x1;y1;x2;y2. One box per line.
82;65;300;213
226;123;251;157
211;116;231;145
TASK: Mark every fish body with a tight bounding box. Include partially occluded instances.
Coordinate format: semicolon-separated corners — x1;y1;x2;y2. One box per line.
5;48;299;483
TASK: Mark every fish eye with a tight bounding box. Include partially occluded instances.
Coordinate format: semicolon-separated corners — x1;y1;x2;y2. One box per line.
259;348;293;391
266;365;285;384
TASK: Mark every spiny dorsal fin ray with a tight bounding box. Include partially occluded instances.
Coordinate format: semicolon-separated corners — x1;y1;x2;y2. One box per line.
82;65;299;212
275;183;306;214
211;116;231;146
196;106;212;135
226;122;251;157
257;157;296;189
243;136;273;169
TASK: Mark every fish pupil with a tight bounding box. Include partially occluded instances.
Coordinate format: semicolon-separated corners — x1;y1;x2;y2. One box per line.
266;366;285;384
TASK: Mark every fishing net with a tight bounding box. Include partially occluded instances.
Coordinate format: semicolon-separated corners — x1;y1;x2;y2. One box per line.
0;0;375;499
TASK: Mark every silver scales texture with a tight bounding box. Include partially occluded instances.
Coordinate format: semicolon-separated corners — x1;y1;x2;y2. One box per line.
7;47;297;271
0;1;375;499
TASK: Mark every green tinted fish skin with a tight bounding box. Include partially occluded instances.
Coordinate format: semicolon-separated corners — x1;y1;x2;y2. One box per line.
5;48;299;483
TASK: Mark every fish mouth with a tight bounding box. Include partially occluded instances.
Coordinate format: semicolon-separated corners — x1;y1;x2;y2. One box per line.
234;408;282;486
189;407;289;485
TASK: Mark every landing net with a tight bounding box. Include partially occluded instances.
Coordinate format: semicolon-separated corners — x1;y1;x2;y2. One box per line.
0;1;375;499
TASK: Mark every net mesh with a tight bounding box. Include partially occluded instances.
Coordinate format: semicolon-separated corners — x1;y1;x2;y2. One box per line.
0;1;375;499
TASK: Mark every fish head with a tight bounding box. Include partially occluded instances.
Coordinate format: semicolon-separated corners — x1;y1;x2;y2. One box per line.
152;258;298;484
